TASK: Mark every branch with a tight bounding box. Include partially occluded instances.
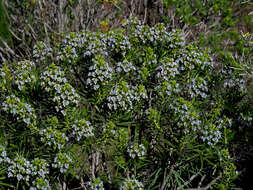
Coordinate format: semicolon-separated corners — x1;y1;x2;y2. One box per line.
178;172;201;190
2;40;15;55
198;174;206;188
8;28;22;41
185;173;222;190
80;177;88;190
0;48;7;62
161;164;176;190
91;150;96;179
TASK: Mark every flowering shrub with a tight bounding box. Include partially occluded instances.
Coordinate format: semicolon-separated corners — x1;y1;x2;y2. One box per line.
107;81;147;111
0;18;250;189
127;143;146;159
13;60;36;91
2;95;37;128
71;119;94;141
87;178;104;190
0;145;10;164
120;178;144;190
33;41;53;64
86;55;114;90
39;126;69;150
52;153;72;174
7;156;50;189
40;64;80;115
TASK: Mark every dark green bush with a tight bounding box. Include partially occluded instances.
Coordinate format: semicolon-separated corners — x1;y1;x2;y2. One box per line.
1;18;251;189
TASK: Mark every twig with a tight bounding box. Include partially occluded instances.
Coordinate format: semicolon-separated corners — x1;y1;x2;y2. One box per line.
0;50;6;63
2;40;15;55
161;164;176;190
80;177;88;190
102;151;111;183
27;24;37;41
63;181;67;190
144;7;147;24
178;172;201;190
126;168;130;180
71;187;82;190
95;151;99;174
91;150;96;179
143;0;147;23
198;174;206;188
8;28;22;41
208;17;221;30
130;0;135;17
185;173;222;190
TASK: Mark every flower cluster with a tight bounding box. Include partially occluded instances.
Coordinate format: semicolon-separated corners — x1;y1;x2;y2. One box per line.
128;19;175;47
8;156;50;189
200;118;231;145
71;119;94;141
218;149;231;162
155;80;180;97
155;58;181;97
115;59;136;74
106;31;131;56
39;127;69;150
223;74;245;90
52;153;72;173
56;32;88;64
40;64;80;115
168;98;232;145
56;29;132;65
2;95;36;127
127;18;185;49
33;41;53;63
86;55;113;90
107;81;147;111
87;178;104;190
154;49;212;99
0;145;10;164
187;77;208;99
83;32;107;57
127;143;146;159
30;177;51;190
178;48;214;71
13;60;36;91
168;99;202;136
156;58;179;80
200;124;222;145
120;179;144;190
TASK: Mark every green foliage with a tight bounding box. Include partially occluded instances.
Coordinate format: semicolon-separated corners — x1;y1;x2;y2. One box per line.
0;0;12;46
163;0;253;55
0;17;251;189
